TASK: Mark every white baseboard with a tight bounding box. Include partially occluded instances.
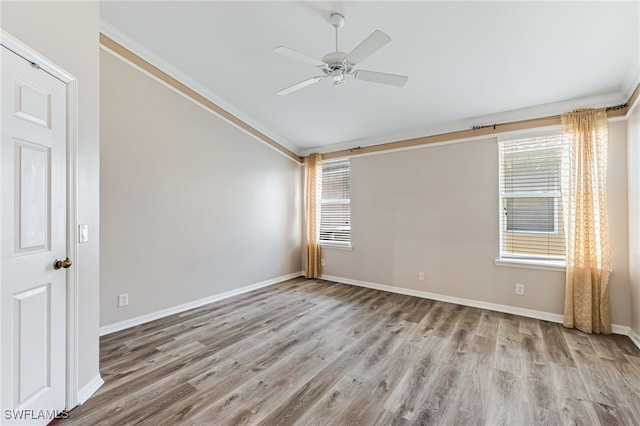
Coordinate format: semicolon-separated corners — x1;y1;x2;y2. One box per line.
611;324;632;336
321;274;632;337
99;271;304;336
629;328;640;350
77;374;104;405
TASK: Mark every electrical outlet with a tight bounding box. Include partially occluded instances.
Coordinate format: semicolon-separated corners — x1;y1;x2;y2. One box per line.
118;293;129;307
321;258;326;266
515;283;525;296
418;272;424;281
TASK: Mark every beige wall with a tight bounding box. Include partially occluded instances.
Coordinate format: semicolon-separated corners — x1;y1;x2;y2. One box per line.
322;121;631;327
1;1;101;391
628;103;640;335
609;121;631;327
100;50;302;327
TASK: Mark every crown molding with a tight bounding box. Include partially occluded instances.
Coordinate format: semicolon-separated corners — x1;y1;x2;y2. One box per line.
99;19;636;162
99;20;301;160
303;91;625;157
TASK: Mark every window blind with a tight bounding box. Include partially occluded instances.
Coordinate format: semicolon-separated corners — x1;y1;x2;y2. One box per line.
499;135;565;260
320;159;351;245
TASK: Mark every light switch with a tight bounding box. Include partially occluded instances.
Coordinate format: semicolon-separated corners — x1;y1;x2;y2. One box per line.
79;224;88;243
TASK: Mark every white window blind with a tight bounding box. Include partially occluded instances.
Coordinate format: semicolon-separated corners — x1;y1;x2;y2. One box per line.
499;135;565;261
320;159;351;245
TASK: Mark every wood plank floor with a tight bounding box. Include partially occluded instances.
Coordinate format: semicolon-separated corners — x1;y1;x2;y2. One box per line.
59;278;640;425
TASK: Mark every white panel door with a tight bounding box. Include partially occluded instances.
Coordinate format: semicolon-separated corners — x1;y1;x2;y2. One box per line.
1;46;67;424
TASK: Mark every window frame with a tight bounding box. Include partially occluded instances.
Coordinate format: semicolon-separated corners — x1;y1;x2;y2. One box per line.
319;158;352;248
497;131;566;267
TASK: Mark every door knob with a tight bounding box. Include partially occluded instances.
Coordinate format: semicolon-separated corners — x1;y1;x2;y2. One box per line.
53;258;72;270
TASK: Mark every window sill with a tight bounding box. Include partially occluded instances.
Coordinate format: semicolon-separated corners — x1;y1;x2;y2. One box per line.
495;258;565;272
319;242;352;251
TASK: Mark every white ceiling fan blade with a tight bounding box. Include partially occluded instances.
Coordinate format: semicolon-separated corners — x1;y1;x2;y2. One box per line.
277;76;325;95
344;30;391;65
274;46;326;67
355;70;408;87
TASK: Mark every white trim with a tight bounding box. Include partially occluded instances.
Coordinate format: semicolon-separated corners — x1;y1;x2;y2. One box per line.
319;243;353;251
321;274;632;336
76;375;104;405
100;45;300;165
628;91;640;117
608;115;628;123
99;272;304;336
314;110;629;161
308;134;500;160
494;258;566;272
322;274;564;323
622;69;640;104
0;31;74;82
1;30;81;410
629;329;640;350
611;324;631;337
302;92;625;157
99;22;296;152
64;78;79;409
99;23;300;163
306;105;629;161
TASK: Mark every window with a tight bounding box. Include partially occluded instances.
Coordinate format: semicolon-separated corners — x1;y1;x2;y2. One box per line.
499;135;565;262
320;159;351;246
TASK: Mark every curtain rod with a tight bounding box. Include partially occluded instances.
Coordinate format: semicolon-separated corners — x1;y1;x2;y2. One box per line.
470;102;629;131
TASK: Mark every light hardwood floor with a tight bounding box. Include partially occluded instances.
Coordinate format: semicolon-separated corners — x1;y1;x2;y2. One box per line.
60;278;640;425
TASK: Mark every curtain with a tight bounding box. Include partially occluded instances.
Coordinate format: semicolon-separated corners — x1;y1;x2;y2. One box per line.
304;153;322;278
561;108;611;334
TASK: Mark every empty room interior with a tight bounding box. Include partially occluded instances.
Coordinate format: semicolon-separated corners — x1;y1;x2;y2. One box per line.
1;1;640;425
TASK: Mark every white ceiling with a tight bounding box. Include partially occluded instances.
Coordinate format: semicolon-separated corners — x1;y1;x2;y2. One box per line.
100;1;640;156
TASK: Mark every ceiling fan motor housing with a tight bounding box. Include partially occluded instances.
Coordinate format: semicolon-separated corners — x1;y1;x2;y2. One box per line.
322;51;349;70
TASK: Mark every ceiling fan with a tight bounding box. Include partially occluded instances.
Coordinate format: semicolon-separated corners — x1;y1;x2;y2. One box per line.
274;13;408;95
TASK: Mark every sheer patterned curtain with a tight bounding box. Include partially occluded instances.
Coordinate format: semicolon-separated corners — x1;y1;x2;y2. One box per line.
304;153;322;278
561;108;611;334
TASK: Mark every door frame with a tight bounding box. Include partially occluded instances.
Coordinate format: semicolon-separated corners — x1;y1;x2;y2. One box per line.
0;30;80;410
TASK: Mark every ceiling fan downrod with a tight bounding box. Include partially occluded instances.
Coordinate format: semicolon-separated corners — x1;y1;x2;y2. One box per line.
327;13;347;85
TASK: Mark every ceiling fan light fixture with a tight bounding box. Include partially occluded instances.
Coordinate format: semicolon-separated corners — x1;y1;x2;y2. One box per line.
273;12;408;95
